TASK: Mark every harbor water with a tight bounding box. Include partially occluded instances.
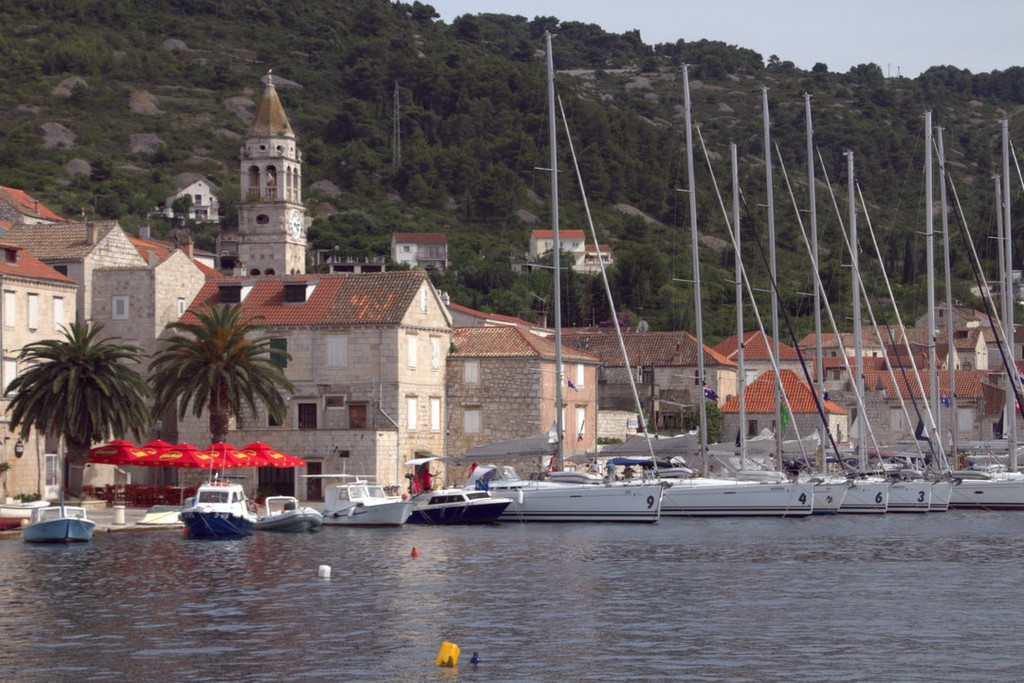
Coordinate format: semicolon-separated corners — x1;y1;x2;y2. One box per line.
1;511;1023;682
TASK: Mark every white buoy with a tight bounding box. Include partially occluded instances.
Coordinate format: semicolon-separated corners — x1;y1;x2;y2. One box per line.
318;564;331;579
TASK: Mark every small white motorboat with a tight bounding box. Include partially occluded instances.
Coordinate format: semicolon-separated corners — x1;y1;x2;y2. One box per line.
253;496;323;532
23;504;95;543
309;475;413;527
0;499;50;520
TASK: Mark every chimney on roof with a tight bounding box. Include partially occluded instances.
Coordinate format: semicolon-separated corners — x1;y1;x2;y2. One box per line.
183;235;194;260
86;221;98;245
139;225;151;240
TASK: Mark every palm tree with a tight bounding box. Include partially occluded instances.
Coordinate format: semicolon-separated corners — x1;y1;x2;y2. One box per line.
149;304;294;444
7;322;152;497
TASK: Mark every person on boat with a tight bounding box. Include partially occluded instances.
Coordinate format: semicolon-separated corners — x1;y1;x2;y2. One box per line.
421;469;432;492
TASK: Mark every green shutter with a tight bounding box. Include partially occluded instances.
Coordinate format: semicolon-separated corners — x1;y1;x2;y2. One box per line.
270;337;288;368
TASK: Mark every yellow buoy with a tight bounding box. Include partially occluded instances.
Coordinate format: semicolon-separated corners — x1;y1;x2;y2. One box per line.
435;641;460;668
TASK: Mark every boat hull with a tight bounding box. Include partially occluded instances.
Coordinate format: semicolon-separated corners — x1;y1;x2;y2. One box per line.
1;501;51;519
490;482;663;523
254;509;323;532
929;481;952;511
23;517;96;543
321;501;413;527
181;510;255;539
408;499;511;525
661;480;814;517
810;482;847;515
887;481;931;513
838;480;888;513
948;477;1024;510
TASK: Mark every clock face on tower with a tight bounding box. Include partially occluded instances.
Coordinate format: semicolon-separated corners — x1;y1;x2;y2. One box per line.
289;209;302;239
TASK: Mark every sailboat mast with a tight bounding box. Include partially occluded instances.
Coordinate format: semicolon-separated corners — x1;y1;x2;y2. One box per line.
848;151;865;466
806;94;825;470
763;88;783;460
683;65;708;472
938;126;958;465
546;31;564;471
926;112;940;440
1002;120;1017;470
732;143;746;467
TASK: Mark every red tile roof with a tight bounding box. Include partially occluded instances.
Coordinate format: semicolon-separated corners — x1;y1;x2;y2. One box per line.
714;331;801;362
0;186;68;223
561;329;734;368
2;221;119;260
447;301;537;328
864;368;993;402
721;369;846;415
128;235;220;277
186;271;434;326
451;326;598;362
532;229;586;240
0;243;75;284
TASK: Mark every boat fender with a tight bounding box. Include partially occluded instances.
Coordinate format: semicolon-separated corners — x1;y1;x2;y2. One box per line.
516;490;524;506
318;564;331;579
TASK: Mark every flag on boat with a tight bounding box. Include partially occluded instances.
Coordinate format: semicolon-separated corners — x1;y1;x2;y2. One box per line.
941;394;950;408
566;374;578;391
780;403;789;435
702;384;718;401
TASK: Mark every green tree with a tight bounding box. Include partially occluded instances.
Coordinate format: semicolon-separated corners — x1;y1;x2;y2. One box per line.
6;323;151;496
148;304;295;444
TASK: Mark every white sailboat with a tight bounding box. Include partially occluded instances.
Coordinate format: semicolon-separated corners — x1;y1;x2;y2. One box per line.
948;120;1024;509
467;32;664;523
654;73;812;517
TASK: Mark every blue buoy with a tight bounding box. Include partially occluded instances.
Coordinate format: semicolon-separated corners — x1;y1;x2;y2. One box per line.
470;651;480;669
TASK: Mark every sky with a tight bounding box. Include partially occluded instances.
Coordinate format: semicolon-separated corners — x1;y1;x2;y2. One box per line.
427;0;1024;78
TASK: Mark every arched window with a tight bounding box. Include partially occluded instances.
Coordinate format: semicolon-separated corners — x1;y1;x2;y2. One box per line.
247;166;261;200
249;268;261;276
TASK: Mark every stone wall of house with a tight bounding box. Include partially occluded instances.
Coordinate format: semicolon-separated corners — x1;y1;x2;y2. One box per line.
597;409;641;443
92;267;154;348
80;227;146;321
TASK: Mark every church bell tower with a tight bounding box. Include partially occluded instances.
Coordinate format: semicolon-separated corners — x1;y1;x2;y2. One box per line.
236;71;305;275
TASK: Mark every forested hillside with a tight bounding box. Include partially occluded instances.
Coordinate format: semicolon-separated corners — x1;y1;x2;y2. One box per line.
3;0;1024;342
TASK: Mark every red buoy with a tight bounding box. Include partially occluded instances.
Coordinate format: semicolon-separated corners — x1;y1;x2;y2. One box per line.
411;547;420;558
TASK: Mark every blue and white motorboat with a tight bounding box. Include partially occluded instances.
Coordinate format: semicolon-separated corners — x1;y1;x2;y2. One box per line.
408;487;511;525
253;496;323;532
179;480;257;539
23;504;95;543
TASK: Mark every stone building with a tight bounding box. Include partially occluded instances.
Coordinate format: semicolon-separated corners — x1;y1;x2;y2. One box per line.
391;232;448;271
0;243;78;501
175;270;451;499
3;221;146;323
219;73;306;276
560;328;736;432
446;326;600;461
720;369;848;449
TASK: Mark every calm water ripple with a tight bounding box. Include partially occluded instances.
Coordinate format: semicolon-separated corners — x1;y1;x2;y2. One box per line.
0;511;1022;681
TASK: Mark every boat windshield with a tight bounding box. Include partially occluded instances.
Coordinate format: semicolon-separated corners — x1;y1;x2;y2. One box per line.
197;490;229;504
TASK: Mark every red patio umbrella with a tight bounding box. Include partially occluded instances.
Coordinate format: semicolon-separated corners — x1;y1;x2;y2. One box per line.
133;442;219;469
140;439;174;456
240;441;307;467
87;439;146;465
201;442;267;469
